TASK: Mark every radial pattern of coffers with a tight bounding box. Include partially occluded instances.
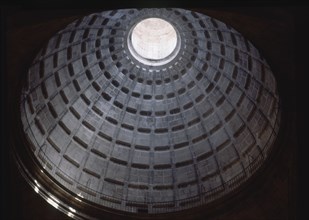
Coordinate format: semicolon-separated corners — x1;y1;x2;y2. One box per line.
21;8;280;213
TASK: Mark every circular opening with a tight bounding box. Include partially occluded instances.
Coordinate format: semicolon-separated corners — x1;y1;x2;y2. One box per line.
128;18;180;66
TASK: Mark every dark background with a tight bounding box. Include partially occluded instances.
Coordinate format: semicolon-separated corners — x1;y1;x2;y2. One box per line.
1;2;308;220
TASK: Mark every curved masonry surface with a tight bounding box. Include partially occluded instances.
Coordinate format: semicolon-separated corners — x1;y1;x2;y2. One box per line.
20;8;280;214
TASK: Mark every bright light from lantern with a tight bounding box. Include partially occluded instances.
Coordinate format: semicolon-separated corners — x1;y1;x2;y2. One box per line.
128;18;180;66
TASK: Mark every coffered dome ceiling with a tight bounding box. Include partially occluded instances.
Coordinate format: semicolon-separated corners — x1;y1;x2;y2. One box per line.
19;8;280;217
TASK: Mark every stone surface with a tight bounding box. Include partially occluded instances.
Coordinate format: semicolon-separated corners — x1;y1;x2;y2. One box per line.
20;8;280;213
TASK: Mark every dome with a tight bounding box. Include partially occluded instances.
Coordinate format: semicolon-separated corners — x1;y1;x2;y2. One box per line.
19;8;280;217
